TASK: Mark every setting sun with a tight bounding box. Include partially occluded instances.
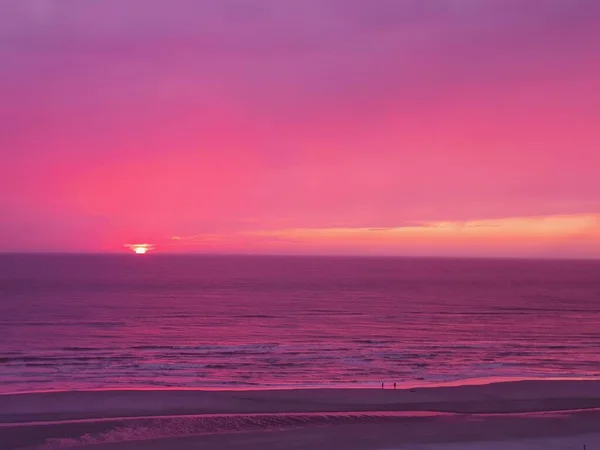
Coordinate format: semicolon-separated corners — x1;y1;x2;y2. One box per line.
125;244;154;255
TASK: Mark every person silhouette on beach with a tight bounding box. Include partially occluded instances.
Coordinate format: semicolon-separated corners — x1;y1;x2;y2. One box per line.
381;382;384;389
394;382;397;390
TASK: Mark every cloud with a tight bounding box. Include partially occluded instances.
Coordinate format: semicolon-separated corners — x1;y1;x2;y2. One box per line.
130;214;600;258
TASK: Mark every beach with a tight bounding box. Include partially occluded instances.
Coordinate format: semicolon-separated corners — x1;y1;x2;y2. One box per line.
2;379;600;449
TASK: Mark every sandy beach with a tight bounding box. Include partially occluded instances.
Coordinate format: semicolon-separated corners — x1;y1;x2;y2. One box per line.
2;380;600;449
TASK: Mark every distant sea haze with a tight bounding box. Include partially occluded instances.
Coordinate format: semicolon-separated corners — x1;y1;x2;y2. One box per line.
1;254;599;393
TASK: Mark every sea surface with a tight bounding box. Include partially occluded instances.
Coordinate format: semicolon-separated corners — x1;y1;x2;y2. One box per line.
1;254;599;393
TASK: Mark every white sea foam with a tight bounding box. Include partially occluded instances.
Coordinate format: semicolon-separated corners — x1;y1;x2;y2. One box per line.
379;433;600;449
31;412;443;450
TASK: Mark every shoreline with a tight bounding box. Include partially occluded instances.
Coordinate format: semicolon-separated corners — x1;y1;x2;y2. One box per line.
4;379;600;449
3;374;600;396
4;379;600;423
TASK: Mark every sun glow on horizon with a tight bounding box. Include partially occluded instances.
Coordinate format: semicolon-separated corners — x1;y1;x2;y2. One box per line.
125;243;155;255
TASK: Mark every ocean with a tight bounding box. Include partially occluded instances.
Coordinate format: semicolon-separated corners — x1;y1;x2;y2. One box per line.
1;254;599;393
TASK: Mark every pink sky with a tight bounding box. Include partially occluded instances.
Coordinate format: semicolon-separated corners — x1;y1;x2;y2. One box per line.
1;0;599;257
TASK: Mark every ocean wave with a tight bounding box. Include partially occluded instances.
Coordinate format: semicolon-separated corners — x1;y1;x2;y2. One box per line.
60;347;107;352
0;355;136;365
130;343;280;352
130;345;175;350
0;321;127;328
234;314;278;319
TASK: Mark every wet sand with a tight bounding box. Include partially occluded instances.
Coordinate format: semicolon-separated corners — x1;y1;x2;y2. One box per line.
2;380;600;449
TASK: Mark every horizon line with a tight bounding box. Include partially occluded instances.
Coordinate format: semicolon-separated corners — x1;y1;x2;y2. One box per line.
0;252;598;262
